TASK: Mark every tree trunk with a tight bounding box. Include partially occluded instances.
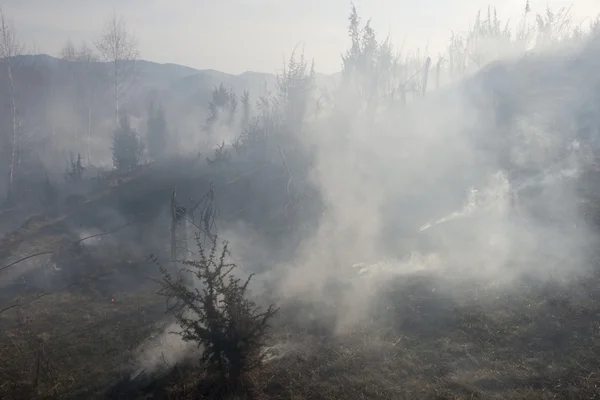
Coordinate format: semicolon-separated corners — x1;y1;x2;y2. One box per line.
7;60;17;202
170;189;177;261
421;57;432;97
400;84;406;107
114;60;119;122
87;97;92;164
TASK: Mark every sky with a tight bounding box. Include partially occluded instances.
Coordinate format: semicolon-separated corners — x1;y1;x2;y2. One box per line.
1;0;599;75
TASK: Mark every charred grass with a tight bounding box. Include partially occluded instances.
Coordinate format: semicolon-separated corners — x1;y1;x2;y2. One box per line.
0;289;165;399
2;266;600;399
154;272;600;400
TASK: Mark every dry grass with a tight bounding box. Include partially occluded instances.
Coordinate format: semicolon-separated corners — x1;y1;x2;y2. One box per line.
152;271;600;400
1;252;600;399
0;290;164;399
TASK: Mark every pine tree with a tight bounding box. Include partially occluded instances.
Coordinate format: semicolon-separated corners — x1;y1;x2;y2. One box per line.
240;90;251;130
204;84;238;133
112;112;142;171
146;101;168;161
65;152;86;182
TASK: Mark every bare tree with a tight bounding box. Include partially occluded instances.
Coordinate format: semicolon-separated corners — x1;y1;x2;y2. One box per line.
60;39;77;61
61;40;100;163
0;7;23;202
95;12;139;123
76;42;97;64
60;40;80;150
77;43;100;163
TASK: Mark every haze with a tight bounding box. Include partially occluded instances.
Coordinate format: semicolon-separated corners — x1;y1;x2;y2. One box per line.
2;0;599;73
1;0;600;398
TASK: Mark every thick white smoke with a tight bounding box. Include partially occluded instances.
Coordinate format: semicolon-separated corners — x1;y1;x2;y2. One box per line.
271;32;600;333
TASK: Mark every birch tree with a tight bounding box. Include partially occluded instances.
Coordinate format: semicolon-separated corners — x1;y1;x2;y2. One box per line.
61;41;100;162
60;39;77;61
60;39;80;150
77;43;100;163
0;7;23;202
95;13;139;123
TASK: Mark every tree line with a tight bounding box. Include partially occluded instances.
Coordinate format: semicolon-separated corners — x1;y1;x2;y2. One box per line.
0;3;597;206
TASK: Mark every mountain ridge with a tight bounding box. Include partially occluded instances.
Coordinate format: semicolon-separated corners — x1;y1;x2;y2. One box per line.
5;53;337;112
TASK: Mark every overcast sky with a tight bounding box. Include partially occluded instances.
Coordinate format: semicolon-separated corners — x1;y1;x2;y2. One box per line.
1;0;599;74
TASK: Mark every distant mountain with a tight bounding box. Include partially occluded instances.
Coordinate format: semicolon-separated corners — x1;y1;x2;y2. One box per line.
0;53;338;179
9;54;334;106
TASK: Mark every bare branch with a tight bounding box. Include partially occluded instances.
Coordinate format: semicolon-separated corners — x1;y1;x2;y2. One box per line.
94;12;140;120
60;39;77;61
0;252;53;274
0;7;23;59
0;7;23;202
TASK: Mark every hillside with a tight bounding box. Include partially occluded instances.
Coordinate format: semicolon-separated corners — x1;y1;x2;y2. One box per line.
0;54;335;188
1;4;600;399
11;54;335;108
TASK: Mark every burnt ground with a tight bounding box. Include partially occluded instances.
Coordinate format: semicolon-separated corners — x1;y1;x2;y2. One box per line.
2;252;600;400
101;270;600;400
1;168;600;399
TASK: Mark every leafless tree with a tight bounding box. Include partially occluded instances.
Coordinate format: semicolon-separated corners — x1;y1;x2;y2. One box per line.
60;39;77;61
61;40;100;162
60;40;80;150
95;12;139;123
0;7;23;202
77;43;100;163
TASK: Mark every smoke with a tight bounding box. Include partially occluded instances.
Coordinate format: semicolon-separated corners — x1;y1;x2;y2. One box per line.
3;3;596;380
269;30;600;332
132;322;199;378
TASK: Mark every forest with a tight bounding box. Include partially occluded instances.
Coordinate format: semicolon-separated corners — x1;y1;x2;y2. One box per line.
1;2;600;399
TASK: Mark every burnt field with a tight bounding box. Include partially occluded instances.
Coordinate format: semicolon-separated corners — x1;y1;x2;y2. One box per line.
2;105;600;399
1;4;600;399
2;244;600;399
1;162;600;400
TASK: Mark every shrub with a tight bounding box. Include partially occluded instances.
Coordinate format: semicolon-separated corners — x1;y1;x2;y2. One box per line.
206;141;231;167
157;237;278;388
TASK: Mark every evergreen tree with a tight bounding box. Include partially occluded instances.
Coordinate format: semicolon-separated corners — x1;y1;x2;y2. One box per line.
65;152;85;182
277;50;315;128
204;84;238;133
146;101;168;161
228;91;238;126
340;4;399;107
43;174;57;210
112;112;143;171
240;90;251;130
